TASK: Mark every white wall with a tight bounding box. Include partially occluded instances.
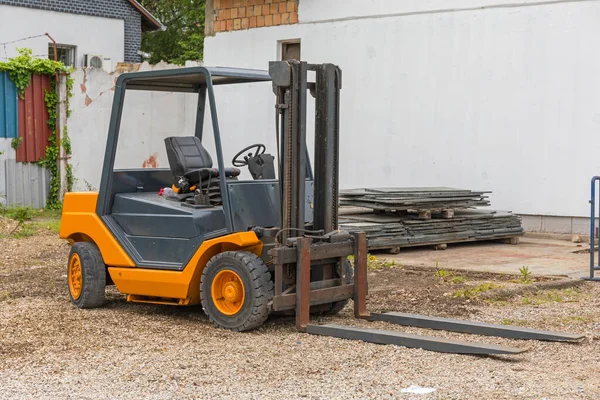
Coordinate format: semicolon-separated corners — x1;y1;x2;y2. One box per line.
0;5;124;67
204;0;600;217
298;0;569;22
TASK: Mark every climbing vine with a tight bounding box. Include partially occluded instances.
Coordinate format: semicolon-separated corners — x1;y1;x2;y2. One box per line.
61;126;74;192
0;48;69;97
0;48;74;209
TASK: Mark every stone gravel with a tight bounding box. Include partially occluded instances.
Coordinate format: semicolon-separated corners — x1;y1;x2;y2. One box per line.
1;231;600;399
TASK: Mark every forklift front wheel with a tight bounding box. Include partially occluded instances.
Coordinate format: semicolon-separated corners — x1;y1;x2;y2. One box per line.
200;251;273;332
67;242;106;309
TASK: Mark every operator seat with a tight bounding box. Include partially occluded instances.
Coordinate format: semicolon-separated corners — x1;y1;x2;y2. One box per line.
164;136;240;193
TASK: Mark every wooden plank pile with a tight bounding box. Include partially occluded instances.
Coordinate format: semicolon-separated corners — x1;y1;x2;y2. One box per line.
338;187;523;251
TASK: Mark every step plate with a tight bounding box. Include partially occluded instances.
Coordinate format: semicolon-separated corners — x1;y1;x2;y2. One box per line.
369;312;585;342
306;324;526;355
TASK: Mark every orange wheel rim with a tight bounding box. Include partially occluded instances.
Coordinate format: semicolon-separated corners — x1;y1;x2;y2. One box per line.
68;254;83;300
211;270;245;315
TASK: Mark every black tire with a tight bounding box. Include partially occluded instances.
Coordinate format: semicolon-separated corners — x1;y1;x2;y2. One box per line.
316;259;354;316
67;242;106;309
200;251;273;332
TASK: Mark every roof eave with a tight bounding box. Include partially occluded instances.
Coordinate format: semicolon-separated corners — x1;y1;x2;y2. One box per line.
127;0;166;32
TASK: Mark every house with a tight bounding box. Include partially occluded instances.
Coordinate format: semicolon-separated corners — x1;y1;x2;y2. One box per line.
0;0;163;68
202;0;600;235
0;1;163;207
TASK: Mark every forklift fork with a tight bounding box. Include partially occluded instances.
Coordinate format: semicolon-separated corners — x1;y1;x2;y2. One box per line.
297;232;583;355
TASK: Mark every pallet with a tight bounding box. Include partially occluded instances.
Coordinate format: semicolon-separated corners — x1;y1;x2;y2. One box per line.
368;234;523;253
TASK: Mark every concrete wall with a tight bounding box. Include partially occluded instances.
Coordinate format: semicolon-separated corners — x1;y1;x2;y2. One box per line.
203;0;600;219
0;5;124;67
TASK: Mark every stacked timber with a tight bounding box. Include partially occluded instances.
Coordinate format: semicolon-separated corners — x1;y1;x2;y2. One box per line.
338;187;523;250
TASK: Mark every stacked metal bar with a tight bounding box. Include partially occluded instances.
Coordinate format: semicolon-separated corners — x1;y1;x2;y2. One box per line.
339;188;523;250
340;187;491;210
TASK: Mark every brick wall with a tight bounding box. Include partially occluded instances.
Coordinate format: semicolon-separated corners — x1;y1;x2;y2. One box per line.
0;0;142;62
211;0;299;33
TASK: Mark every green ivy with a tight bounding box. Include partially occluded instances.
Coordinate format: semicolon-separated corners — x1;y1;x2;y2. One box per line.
65;163;74;192
65;74;75;118
0;48;70;98
10;137;22;151
62;126;74;192
0;48;75;210
61;125;72;156
38;79;61;209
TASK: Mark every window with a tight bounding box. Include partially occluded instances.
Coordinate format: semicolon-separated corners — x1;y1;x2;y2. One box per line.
281;40;301;61
48;44;76;67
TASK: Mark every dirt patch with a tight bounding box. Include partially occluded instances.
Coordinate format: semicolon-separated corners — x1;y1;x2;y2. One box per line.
365;264;563;316
0;215;19;236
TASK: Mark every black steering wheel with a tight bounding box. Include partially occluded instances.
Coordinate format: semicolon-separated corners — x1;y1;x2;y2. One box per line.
232;144;266;167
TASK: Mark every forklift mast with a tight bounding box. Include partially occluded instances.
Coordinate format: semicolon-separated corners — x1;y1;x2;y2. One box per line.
270;61;341;239
267;61;368;331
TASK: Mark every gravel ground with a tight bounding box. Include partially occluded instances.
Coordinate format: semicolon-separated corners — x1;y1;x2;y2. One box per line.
1;228;600;399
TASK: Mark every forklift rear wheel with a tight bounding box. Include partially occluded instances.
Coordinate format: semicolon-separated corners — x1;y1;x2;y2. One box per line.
200;251;273;332
67;242;106;308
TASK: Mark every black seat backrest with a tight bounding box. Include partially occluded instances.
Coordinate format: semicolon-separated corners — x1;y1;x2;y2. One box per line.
164;136;213;176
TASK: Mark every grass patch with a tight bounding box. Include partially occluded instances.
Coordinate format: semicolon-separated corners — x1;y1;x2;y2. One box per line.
559;315;595;324
522;288;581;305
452;283;498;299
0;204;61;239
35;208;62;219
0;205;33;223
499;318;528;326
13;220;61;238
434;268;466;284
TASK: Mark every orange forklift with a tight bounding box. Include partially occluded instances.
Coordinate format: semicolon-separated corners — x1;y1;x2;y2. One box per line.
60;60;582;354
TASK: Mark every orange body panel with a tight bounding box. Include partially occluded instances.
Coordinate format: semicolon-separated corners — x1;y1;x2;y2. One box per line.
59;192;135;267
60;192;262;305
108;231;263;305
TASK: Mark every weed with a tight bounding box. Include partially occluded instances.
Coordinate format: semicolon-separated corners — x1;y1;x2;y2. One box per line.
519;266;533;283
367;254;379;270
383;261;400;268
83;180;97;191
500;318;527;326
10;137;22;151
452;283;498;299
451;276;466;284
0;205;33;223
435;269;451;279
